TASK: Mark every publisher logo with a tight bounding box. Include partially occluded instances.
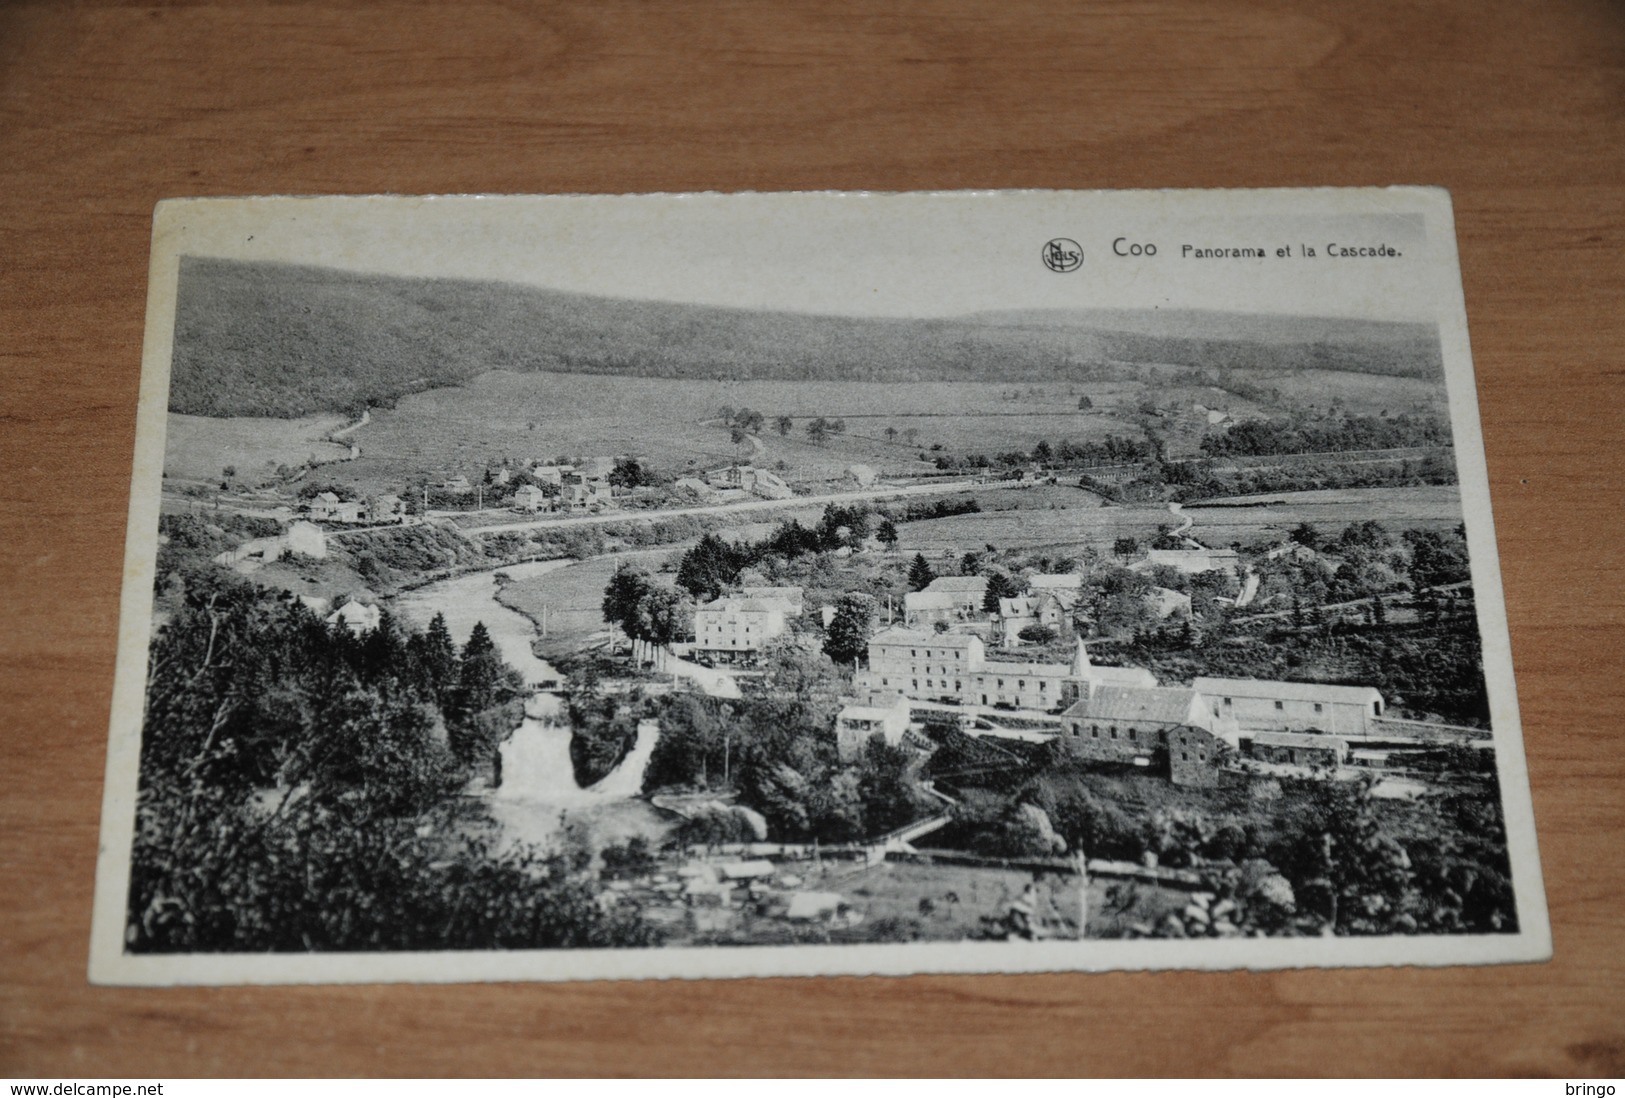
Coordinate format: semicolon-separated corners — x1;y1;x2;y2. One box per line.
1042;238;1083;273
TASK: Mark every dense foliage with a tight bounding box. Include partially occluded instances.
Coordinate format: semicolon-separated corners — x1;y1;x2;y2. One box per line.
128;571;656;952
926;745;1516;937
1200;410;1452;457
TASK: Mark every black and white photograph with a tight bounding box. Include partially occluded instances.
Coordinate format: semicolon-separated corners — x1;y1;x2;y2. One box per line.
89;189;1549;984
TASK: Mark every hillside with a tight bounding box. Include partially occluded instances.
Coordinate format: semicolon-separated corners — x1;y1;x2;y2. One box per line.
170;257;1444;417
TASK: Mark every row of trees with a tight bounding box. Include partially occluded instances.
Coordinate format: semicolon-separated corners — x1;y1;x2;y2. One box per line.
601;565;692;657
1201;410;1452;457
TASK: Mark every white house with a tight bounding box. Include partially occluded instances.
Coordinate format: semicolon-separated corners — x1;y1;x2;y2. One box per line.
512;484;550;512
834;693;912;761
308;491;365;523
326;600;381;635
692;595;794;662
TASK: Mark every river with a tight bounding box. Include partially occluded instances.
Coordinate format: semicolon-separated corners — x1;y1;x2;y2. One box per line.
390;558;665;846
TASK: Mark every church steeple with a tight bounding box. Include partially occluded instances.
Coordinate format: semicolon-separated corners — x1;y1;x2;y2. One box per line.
1071;637;1092;679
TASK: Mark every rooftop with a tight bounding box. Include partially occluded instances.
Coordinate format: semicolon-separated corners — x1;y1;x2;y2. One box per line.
1193;677;1383;704
870;626;981;648
906;591;968;611
923;575;989;595
1063;685;1202;725
700;596;794;614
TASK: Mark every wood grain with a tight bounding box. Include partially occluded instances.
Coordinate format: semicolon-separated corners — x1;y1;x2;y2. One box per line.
2;0;1622;1077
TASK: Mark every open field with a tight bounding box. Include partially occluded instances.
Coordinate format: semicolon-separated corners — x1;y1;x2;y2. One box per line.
321;371;1167;493
1184;485;1465;543
498;548;679;654
1234;368;1450;416
164;412;352;483
899;505;1175;553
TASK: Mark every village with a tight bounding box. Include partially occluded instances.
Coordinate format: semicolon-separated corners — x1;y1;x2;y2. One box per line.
152;340;1507;948
171;430;1498;943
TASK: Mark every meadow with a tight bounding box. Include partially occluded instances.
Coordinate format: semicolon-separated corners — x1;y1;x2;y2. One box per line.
1182;485;1465;543
1231;367;1450;417
898;498;1175;553
164;412;352;483
329;371;1167;493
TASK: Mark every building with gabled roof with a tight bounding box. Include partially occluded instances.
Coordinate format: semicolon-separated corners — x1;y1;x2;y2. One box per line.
904;574;988;626
1060;685;1222;781
693;594;795;662
1193;676;1384;739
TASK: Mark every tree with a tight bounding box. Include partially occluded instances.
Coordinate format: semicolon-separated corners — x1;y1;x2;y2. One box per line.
450;622;518;758
602;564;652;639
608;457;650;489
1113;537;1139;559
907;553;936;591
634;586;691;651
877;518;899;551
410;611;459;705
676;533;742;601
806;418;830;447
884;426;898;442
1290;522;1322;550
982;571;1019;614
775;415;792;437
1078;395;1093;410
823;593;876;666
1033;440;1053;464
1018;624;1057;645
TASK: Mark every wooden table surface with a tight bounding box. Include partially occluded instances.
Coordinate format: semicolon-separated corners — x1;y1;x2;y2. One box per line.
3;0;1622;1078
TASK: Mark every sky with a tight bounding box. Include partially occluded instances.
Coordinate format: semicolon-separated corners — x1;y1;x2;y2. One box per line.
157;189;1452;322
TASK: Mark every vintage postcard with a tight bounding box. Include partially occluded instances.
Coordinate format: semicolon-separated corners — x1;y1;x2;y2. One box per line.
90;188;1549;985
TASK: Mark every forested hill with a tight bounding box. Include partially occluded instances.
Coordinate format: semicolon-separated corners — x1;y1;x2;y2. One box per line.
170;256;1445;418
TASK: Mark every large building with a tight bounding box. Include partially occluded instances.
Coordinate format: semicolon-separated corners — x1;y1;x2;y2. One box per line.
860;628;984;704
1192;677;1384;739
856;629;1155;713
692;594;797;663
1060;685;1229;786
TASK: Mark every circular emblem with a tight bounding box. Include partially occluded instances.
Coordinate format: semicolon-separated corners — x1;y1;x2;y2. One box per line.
1043;238;1083;273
